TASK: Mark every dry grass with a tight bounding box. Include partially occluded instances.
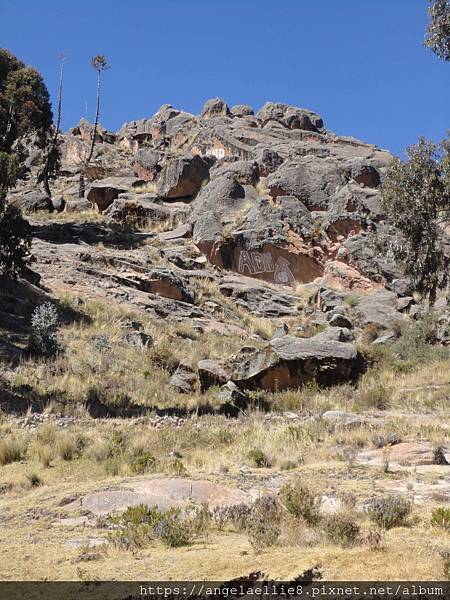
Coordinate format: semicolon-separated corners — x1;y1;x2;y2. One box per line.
1;287;450;580
30;209;103;225
0;413;448;580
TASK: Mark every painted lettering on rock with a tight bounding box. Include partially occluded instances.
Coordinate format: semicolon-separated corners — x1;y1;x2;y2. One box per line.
238;250;294;284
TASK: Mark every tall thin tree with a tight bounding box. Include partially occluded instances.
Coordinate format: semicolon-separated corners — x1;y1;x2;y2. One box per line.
79;54;109;198
39;53;65;197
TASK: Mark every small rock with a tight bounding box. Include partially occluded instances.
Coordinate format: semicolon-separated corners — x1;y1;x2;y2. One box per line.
169;360;197;394
124;332;153;348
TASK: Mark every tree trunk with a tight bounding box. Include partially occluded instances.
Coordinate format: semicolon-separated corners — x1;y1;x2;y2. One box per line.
79;70;101;198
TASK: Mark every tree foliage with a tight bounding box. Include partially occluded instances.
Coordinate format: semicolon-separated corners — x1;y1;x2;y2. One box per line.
0;203;31;278
0;49;52;160
425;0;450;61
381;136;450;303
0;48;52;278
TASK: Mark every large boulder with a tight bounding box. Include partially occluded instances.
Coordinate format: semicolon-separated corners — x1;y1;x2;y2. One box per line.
232;336;365;391
87;177;138;212
219;275;299;317
9;191;53;213
157;155;209;199
355;289;403;328
198;359;229;391
256;102;324;132
132;148;162;181
268;157;345;209
104;197;170;227
115;269;194;303
170;360;197;394
231;104;254;117
201;98;231;119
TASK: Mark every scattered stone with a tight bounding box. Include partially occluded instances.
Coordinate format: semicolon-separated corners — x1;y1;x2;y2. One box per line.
87;177;138;212
322;411;363;428
169;360;197;394
124;331;153;348
328;314;353;329
198;359;229;391
218;382;250;417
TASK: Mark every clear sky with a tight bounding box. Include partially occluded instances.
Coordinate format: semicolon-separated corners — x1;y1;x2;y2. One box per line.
0;0;448;156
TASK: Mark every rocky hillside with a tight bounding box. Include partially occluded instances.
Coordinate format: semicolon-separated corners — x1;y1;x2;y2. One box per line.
3;99;445;399
2;100;450;583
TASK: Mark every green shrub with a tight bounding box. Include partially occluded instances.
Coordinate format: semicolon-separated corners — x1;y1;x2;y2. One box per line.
280;480;321;525
104;456;123;476
154;509;197;548
431;507;450;531
246;496;282;552
128;451;156;474
367;495;412;530
0;436;26;465
247;448;272;468
391;314;449;364
108;504;203;550
0;204;31;279
324;513;360;547
28;302;62;358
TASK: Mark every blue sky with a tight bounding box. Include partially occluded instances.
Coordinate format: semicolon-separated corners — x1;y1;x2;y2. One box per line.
0;0;448;156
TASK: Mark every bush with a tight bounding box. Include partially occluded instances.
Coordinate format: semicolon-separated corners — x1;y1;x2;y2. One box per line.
28;302;62;358
104;456;123;476
431;507;450;531
439;548;450;579
108;504;203;550
367;495;412;530
34;443;52;468
0;436;26;465
154;509;197;548
36;423;57;446
55;433;77;461
128;451;156;474
324;513;360;547
280;480;321;526
0;204;31;279
211;503;252;532
246;496;282;552
25;471;43;488
357;382;390;410
365;529;385;551
247;448;272;468
391;314;449;364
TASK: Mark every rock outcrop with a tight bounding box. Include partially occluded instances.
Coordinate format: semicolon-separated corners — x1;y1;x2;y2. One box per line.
232;336;365;392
